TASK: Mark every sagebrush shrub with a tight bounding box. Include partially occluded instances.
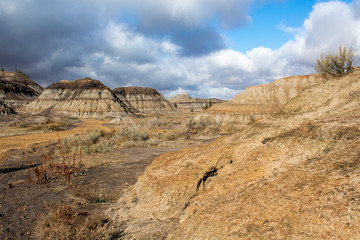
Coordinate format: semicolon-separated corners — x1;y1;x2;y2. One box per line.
315;45;356;77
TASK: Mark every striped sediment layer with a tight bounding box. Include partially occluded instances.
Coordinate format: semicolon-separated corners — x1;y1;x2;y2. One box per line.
113;87;174;114
198;74;324;125
24;78;135;118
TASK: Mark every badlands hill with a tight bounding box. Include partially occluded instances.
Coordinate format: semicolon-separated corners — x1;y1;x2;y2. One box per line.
109;68;360;239
0;71;43;109
113;87;174;114
199;74;324;125
169;93;225;112
24;78;135;118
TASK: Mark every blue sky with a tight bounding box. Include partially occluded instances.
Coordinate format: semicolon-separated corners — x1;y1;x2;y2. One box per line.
224;0;314;52
0;0;359;99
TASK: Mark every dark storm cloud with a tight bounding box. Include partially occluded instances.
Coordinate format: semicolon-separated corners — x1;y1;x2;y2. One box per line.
0;1;101;78
0;0;234;88
3;0;350;100
170;26;225;57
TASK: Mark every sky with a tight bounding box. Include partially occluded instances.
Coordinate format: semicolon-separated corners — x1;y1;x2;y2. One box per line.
0;0;359;99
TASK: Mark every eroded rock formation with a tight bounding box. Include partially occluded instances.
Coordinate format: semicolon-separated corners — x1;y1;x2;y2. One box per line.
24;78;135;118
113;87;174;114
169;93;225;112
0;71;43;109
110;69;360;239
0;99;16;116
198;74;324;125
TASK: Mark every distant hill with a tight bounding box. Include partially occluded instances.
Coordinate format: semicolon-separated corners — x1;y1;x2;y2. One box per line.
113;87;174;114
169;93;225;112
198;74;324;125
0;71;43;109
24;78;136;118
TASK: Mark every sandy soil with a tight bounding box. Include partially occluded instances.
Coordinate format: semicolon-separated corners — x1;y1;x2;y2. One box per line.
0;119;110;156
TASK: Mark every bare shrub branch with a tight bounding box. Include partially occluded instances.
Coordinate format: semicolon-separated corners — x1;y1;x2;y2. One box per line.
315;45;356;77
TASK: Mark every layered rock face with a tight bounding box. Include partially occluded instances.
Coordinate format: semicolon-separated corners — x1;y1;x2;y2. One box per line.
199;74;324;125
24;78;135;118
169;93;225;112
110;70;360;239
0;100;16;116
113;87;174;114
0;71;43;109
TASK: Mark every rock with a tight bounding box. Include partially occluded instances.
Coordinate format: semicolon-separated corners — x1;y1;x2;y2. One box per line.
110;70;360;239
113;87;174;114
169;93;225;112
0;99;16;116
23;78;135;118
0;71;43;109
198;74;324;125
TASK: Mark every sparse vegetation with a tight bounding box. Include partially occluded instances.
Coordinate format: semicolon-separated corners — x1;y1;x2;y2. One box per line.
203;100;213;109
185;117;220;137
1;117;74;137
59;116;224;153
35;204;123;240
315;45;356;77
15;68;30;78
27;138;82;186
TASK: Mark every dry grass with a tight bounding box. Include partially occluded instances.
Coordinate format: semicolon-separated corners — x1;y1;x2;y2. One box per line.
71;185;123;204
59;116;224;153
35;204;123;240
0;117;74;137
184;116;220;137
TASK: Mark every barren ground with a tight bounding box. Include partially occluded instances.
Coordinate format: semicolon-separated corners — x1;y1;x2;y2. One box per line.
0;116;214;239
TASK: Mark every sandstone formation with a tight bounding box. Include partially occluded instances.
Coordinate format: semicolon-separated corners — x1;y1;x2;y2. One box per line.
169;93;225;112
24;78;135;118
110;69;360;239
113;87;174;114
0;71;43;109
0;99;16;116
198;74;324;125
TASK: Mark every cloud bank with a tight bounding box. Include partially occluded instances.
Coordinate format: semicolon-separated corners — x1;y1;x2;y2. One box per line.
0;0;359;99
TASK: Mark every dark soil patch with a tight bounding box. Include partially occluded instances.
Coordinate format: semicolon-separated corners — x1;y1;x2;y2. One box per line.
0;143;181;239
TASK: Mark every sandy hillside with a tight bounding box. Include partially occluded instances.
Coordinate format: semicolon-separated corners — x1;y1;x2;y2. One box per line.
109;68;360;239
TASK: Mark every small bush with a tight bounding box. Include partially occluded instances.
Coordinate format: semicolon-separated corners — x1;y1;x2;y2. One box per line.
185;117;220;137
315;45;356;77
27;139;82;186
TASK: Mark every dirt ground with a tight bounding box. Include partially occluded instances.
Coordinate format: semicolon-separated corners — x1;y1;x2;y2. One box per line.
0;116;213;239
0;119;110;155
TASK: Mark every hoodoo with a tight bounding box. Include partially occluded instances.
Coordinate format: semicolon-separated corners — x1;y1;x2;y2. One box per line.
198;74;324;125
24;78;135;118
0;71;43;109
113;87;174;114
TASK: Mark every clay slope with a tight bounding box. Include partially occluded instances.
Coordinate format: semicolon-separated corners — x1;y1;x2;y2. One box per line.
113;87;173;114
0;99;16;116
0;71;43;109
199;74;324;125
24;78;135;118
169;93;225;112
110;69;360;239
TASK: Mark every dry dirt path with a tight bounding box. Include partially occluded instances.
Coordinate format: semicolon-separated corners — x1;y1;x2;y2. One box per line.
0;119;110;156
